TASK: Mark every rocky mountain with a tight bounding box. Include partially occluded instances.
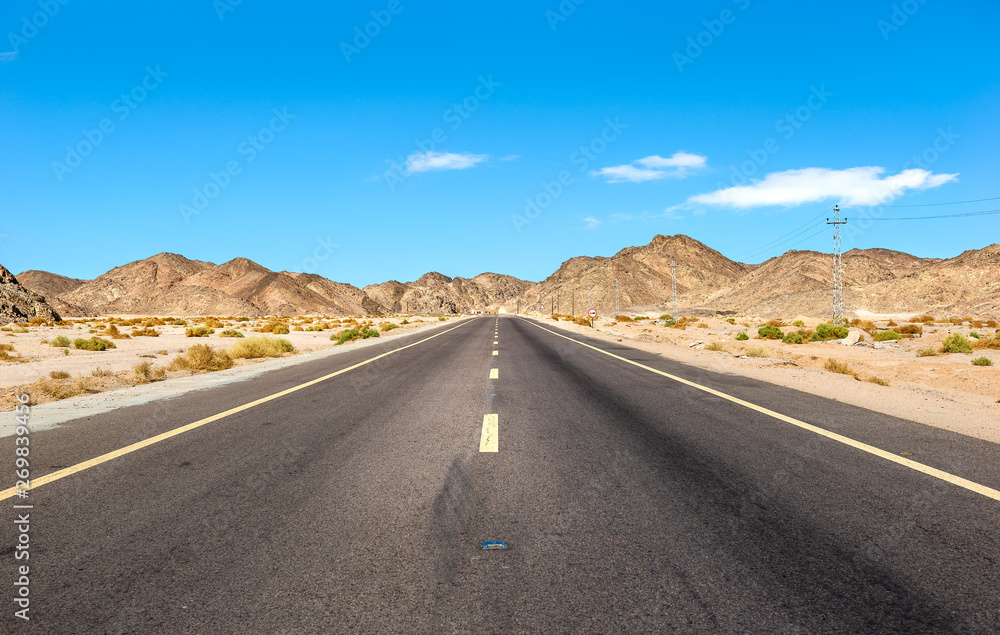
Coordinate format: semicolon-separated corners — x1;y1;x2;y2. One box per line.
363;272;533;314
1;265;61;323
518;234;750;315
14;255;535;317
10;236;1000;319
12;270;88;317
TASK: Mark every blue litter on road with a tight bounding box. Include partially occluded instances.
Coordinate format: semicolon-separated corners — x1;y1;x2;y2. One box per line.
481;541;508;550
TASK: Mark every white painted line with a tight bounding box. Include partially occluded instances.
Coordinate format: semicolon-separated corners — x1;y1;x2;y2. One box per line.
524;319;1000;503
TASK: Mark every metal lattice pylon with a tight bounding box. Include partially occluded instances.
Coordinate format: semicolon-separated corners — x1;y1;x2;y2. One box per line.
827;205;846;325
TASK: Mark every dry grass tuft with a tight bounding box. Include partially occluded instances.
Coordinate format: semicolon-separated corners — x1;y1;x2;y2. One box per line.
917;348;937;357
31;375;95;400
824;358;859;378
866;376;890;386
228;336;294;359
704;342;726;352
133;361;166;384
49;370;71;379
745;346;769;358
168;344;234;372
131;327;161;337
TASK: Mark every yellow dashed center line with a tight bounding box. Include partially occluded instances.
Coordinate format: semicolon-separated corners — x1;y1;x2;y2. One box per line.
479;414;498;452
490;368;498;379
492;351;498;356
524;319;1000;503
0;321;473;502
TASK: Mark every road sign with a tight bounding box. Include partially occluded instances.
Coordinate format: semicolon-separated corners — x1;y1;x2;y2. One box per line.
588;309;597;318
540;305;544;311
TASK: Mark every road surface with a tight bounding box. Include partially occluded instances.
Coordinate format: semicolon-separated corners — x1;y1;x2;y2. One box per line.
3;316;999;632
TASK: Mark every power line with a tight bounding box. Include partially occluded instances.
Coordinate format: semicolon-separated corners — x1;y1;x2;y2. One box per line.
846;195;1000;209
865;208;1000;221
736;206;832;260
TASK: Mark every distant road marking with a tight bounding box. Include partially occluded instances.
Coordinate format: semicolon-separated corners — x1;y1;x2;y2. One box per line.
492;351;498;356
494;340;498;344
479;414;498;452
490;368;498;379
524;319;1000;503
0;320;474;502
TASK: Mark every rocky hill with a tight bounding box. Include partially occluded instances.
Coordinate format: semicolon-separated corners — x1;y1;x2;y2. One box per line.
10;236;1000;319
1;265;61;323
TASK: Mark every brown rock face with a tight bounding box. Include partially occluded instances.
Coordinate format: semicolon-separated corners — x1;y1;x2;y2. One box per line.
1;265;61;323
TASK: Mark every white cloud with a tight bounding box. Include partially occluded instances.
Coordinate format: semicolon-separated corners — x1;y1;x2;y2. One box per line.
594;151;708;182
582;216;602;229
688;166;958;209
405;151;488;174
0;51;17;63
499;154;520;161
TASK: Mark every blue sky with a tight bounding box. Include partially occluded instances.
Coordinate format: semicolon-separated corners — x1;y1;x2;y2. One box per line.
2;1;998;286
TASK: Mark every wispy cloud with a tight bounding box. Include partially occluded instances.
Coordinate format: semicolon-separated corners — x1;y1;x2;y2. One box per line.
581;209;684;230
404;151;488;174
594;151;708;182
499;154;520;161
687;166;958;208
0;51;17;63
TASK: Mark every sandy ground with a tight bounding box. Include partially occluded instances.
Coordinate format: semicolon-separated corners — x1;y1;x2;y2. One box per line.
0;315;457;410
527;313;1000;445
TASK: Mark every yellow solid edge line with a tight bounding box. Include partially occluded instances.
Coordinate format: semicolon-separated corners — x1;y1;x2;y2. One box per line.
1;321;472;501
479;414;498;452
489;368;498;379
524;319;1000;503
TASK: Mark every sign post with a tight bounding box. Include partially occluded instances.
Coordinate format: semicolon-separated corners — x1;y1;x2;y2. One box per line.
588;308;597;328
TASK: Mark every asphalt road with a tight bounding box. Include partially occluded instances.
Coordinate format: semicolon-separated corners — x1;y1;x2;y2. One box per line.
3;316;999;633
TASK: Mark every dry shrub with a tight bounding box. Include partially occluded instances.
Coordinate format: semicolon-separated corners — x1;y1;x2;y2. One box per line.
186;326;215;337
573;316;591;326
704;342;726;352
91;367;114;377
615;315;634;322
228;336;294;359
74;337;115;351
866;376;890;386
917;348;937;357
133;362;166;384
0;343;25;362
970;320;984;329
131;327;161;337
973;337;1000;350
204;317;225;328
824;358;859;378
697;322;709;329
910;315;935;324
986;320;998;328
765;319;785;327
101;324;131;339
886;320;898;327
49;370;70;379
32;375;95;400
897;324;923;336
168;344;234;372
745;346;769;358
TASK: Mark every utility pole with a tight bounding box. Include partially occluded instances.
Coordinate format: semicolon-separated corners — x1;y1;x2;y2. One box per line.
827;205;847;325
571;287;576;317
671;258;678;320
587;285;592;314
